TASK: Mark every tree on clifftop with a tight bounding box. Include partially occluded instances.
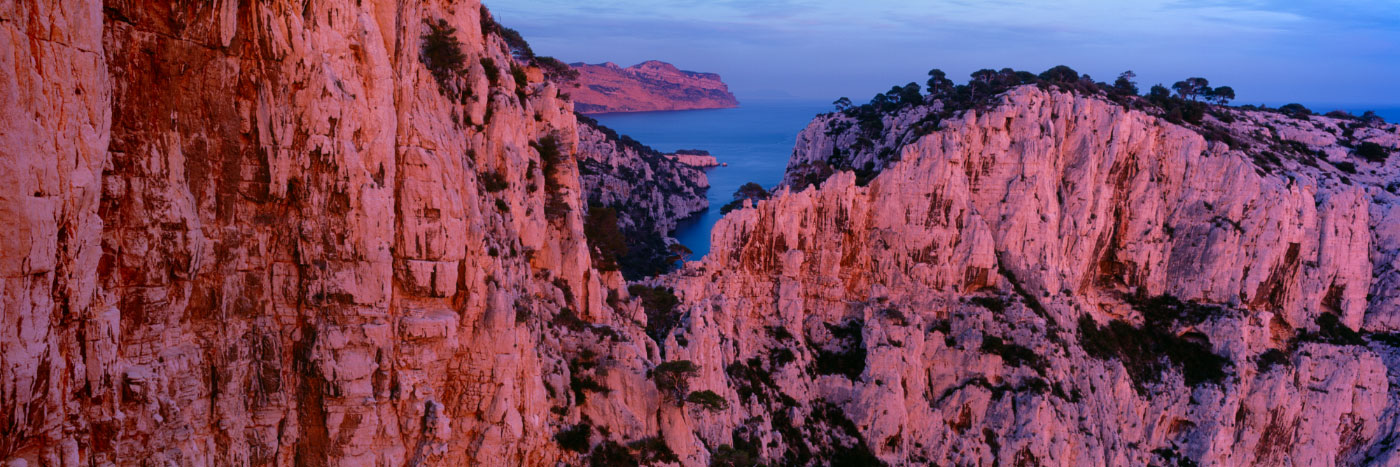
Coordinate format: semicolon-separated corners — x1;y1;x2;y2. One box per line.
1113;71;1139;95
926;69;955;96
1206;86;1235;105
1172;77;1210;101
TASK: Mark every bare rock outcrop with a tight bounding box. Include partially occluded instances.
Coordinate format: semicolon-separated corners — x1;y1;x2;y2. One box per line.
8;2;1400;465
569;61;739;114
1;1;691;464
659;86;1400;465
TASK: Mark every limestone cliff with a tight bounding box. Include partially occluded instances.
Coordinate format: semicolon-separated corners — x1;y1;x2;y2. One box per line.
8;1;1400;465
576;115;708;278
569;61;739;114
0;1;696;464
661;85;1400;465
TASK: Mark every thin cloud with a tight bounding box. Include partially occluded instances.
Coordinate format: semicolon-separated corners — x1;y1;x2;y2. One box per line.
485;0;1400;105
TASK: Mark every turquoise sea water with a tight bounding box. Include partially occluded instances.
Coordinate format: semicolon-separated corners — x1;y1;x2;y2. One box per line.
591;99;831;259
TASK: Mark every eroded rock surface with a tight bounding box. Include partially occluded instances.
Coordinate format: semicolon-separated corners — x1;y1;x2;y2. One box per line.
2;1;692;464
6;2;1400;465
569;61;739;114
661;86;1400;465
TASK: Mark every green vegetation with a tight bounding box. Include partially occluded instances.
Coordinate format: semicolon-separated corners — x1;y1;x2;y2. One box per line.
555;423;592;453
652;360;700;401
1168;77;1233;104
1077;295;1232;395
980;335;1048;375
1278;103;1313;118
629;285;682;347
1357;141;1391;163
1256;348;1290;372
419;19;467;92
969;296;1007;313
628;437;680;465
534;56;579;81
1292;313;1365;346
812;319;867;380
583;206;627;271
480;57;500;86
480;5;534;60
531;135;571;221
478;170;507;192
511;64;529;101
685;390;730;412
802;65;1246;190
569;351;610;404
709;444;758;467
574;114;701;279
720;182;771;214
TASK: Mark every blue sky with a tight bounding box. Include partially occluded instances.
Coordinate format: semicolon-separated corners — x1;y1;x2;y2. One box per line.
485;0;1400;107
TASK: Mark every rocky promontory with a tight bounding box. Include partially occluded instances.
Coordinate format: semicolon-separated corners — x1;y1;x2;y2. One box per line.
6;1;1400;465
569;61;739;114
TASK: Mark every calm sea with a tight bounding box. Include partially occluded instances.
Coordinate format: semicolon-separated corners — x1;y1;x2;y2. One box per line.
591;99;831;259
592;102;1400;260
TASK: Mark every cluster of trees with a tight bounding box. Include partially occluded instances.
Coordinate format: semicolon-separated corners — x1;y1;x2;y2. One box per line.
1168;77;1235;104
420;19;468;91
480;6;577;82
832;65;1240;126
720;182;771;214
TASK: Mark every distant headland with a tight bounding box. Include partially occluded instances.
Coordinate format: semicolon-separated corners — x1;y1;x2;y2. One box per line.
568;60;739;114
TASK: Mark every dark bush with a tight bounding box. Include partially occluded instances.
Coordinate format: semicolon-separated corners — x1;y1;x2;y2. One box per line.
532;135;571;220
685;390;729;412
1129;294;1225;328
584;206;627;271
588;440;636;467
1256;349;1289;372
511;64;529;100
969;296;1007;313
1278;103;1312;118
1112;70;1139;95
534;56;578;82
479;57;500;86
629;437;680;465
1078;313;1230;395
1293;313;1364;346
1038;65;1080;83
479;5;534;60
420;19;467;90
479;170;508;192
652;360;699;402
629;285;681;347
710;444;757;467
569;353;610;404
555;423;592;453
813;320;867;380
770;347;796;367
1357;142;1391;163
980;335;1048;374
720;182;771;214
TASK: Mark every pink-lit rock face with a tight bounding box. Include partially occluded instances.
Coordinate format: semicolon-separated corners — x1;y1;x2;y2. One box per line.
0;1;689;464
569;61;739;114
662;86;1400;465
6;1;1400;465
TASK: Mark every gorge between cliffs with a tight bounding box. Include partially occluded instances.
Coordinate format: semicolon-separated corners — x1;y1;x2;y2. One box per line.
4;1;1400;466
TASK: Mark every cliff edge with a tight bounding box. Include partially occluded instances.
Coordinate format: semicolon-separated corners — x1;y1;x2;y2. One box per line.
569;61;739;114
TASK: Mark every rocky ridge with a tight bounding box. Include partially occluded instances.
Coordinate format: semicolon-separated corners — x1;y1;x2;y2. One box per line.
660;85;1400;465
0;1;701;464
7;1;1400;465
576;114;708;278
569;61;739;114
